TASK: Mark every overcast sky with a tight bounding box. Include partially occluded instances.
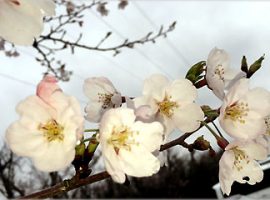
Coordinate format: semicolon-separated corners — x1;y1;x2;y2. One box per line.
2;0;270;149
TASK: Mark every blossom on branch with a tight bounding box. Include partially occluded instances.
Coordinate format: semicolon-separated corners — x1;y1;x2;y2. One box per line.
206;47;242;100
0;0;55;45
83;77;122;123
135;74;204;135
5;75;84;172
219;78;270;140
99;108;164;183
219;140;267;195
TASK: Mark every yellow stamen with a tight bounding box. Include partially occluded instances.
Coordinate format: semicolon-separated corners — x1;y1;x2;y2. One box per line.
107;125;138;154
225;102;249;123
214;65;225;81
98;93;113;109
39;119;64;142
157;96;179;118
232;147;249;171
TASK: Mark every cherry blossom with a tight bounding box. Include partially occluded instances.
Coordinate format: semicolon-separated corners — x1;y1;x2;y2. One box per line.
134;74;204;135
5;75;84;172
219;140;267;195
0;0;55;45
83;77;122;123
219;78;270;140
206;47;243;100
99;108;164;183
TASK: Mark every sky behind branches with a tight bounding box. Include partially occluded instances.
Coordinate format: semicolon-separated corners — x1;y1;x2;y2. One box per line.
1;0;270;150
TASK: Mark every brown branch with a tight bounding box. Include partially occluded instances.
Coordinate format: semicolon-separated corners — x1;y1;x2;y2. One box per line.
19;171;110;199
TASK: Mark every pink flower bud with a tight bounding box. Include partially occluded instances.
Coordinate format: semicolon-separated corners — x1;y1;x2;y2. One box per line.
36;75;62;104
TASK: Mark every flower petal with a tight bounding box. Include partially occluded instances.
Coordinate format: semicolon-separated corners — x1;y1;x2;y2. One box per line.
143;74;168;101
132;121;163;152
172;103;204;133
119;146;160;178
167;78;197;103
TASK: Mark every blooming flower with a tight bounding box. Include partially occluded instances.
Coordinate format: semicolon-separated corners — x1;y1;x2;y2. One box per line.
0;0;55;45
219;140;267;195
83;77;122;123
6;75;84;172
134;74;204;135
206;47;243;100
99;107;164;183
219;78;270;140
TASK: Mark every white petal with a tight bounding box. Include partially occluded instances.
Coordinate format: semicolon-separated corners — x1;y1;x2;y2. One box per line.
102;145;126;183
28;0;55;16
244;88;270;117
172;103;204;133
207;47;230;71
132;121;163;152
134;96;159;115
222;78;249;107
33;143;75;172
0;0;53;45
143;74;168;101
219;111;266;140
99;108;136;140
5;122;45;157
167;78;197;103
239;141;268;161
232;159;263;185
206;74;225;100
119;146;160;178
16;96;55;125
83;77;117;101
85;101;104;123
219;151;235;195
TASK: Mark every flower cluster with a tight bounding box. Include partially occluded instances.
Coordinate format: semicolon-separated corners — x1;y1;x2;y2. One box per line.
5;46;270;197
206;48;270;195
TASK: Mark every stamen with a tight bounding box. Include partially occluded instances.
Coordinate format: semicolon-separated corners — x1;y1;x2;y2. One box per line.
232;147;249;171
98;93;113;109
225;102;249;123
157;96;179;118
214;65;225;81
107;125;139;154
39;119;64;142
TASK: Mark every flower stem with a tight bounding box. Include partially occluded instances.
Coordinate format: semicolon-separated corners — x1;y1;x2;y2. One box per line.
201;121;220;140
211;121;224;138
84;129;99;133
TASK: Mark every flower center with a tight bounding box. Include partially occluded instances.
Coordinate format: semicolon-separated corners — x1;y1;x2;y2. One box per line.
232;147;249;171
107;125;138;154
157;96;179;118
214;65;225;81
39;119;64;142
224;102;249;123
98;93;113;109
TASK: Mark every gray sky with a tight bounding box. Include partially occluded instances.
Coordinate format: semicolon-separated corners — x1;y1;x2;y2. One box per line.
1;0;270;149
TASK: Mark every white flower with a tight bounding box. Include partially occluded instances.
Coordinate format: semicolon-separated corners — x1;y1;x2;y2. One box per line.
134;74;204;135
5;75;84;172
219;140;267;195
219;78;270;140
206;47;244;100
83;77;122;123
99;107;164;183
0;0;55;45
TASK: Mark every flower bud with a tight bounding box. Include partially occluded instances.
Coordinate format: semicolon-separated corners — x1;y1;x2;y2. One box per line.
192;136;210;151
